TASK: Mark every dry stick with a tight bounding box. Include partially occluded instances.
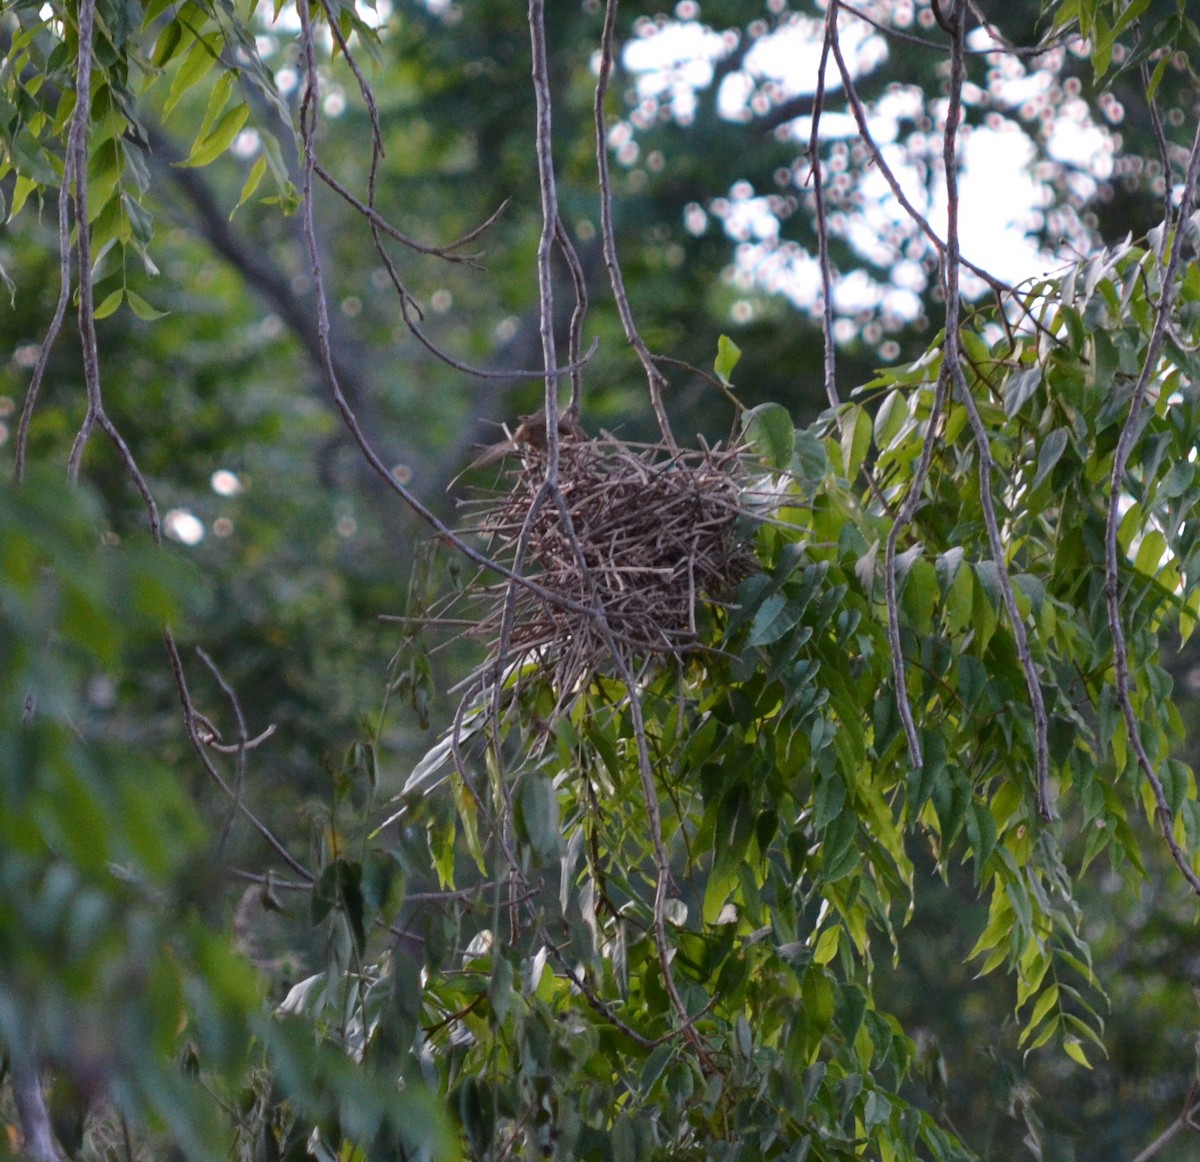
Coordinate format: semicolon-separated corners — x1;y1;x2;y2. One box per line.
529;0;709;1064
809;0;841;411
1104;117;1200;895
595;0;677;449
311;160;496;262
937;0;1052;821
164;629;313;882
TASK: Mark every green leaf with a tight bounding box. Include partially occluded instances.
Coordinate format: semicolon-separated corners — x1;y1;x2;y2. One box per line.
163;33;224;120
747;593;795;646
1063;1037;1092;1069
488;955;515;1023
1004;368;1042;418
792;430;828;487
517;774;561;861
874;389;909;449
840;404;872;478
151;19;184;68
742;402;795;469
179;103;250;169
232;156;268;216
1134;530;1167;576
715;334;742;384
126;290;168;321
1031;427;1069;492
93;288;125;319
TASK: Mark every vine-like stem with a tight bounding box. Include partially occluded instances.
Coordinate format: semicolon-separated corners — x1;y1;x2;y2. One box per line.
164;629;313;882
809;0;840;411
290;1;606;626
884;363;952;770
15;0;158;535
595;0;677;448
1103;115;1200;894
939;0;1052;821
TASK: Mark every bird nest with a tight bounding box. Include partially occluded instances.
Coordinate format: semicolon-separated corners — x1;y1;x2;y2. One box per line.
459;434;766;695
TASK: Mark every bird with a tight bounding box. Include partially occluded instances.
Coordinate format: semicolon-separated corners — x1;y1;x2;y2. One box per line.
466;409;586;470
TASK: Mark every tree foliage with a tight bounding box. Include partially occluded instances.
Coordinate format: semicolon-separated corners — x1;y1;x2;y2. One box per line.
3;0;1200;1160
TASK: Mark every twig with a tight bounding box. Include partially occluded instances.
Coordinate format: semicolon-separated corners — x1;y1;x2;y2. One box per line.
15;134;72;480
164;629;313;882
289;6;608;626
60;0;158;535
554;215;588;420
195;646;253;852
595;0;677;448
1103;115;1200;894
545;940;658;1048
827;34;1025;312
809;0;841;410
313;160;502;261
1129;1085;1200;1162
939;0;1053;821
10;1041;68;1162
884;363;952;770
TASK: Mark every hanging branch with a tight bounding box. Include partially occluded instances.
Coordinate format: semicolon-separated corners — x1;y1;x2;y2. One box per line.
525;0;712;1064
884;364;952;771
289;2;601;622
809;0;841;412
164;629;312;882
15;0;158;535
938;0;1053;822
826;33;1033;321
1103;111;1200;894
595;0;677;449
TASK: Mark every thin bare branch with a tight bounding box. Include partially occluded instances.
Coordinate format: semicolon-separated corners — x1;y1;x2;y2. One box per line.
885;363;952;770
290;5;604;624
164;629;313;882
1104;116;1200;894
1129;1085;1200;1162
195;646;253;852
15;153;72;482
595;0;677;448
809;0;841;410
313;159;501;262
10;1046;68;1162
939;0;1052;820
60;0;158;536
554;215;588;420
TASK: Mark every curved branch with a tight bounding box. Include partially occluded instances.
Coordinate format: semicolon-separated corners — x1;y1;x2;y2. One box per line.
595;0;677;448
1103;115;1200;894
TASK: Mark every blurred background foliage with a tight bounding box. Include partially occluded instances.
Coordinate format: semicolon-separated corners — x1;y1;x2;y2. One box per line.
2;0;1200;1158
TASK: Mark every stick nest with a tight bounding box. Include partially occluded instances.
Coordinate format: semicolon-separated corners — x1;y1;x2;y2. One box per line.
461;434;764;693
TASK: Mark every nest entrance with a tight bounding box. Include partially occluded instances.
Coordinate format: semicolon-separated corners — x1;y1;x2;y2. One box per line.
461;433;761;694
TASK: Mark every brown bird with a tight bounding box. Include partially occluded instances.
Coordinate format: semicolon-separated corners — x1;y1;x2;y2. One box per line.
467;410;586;470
